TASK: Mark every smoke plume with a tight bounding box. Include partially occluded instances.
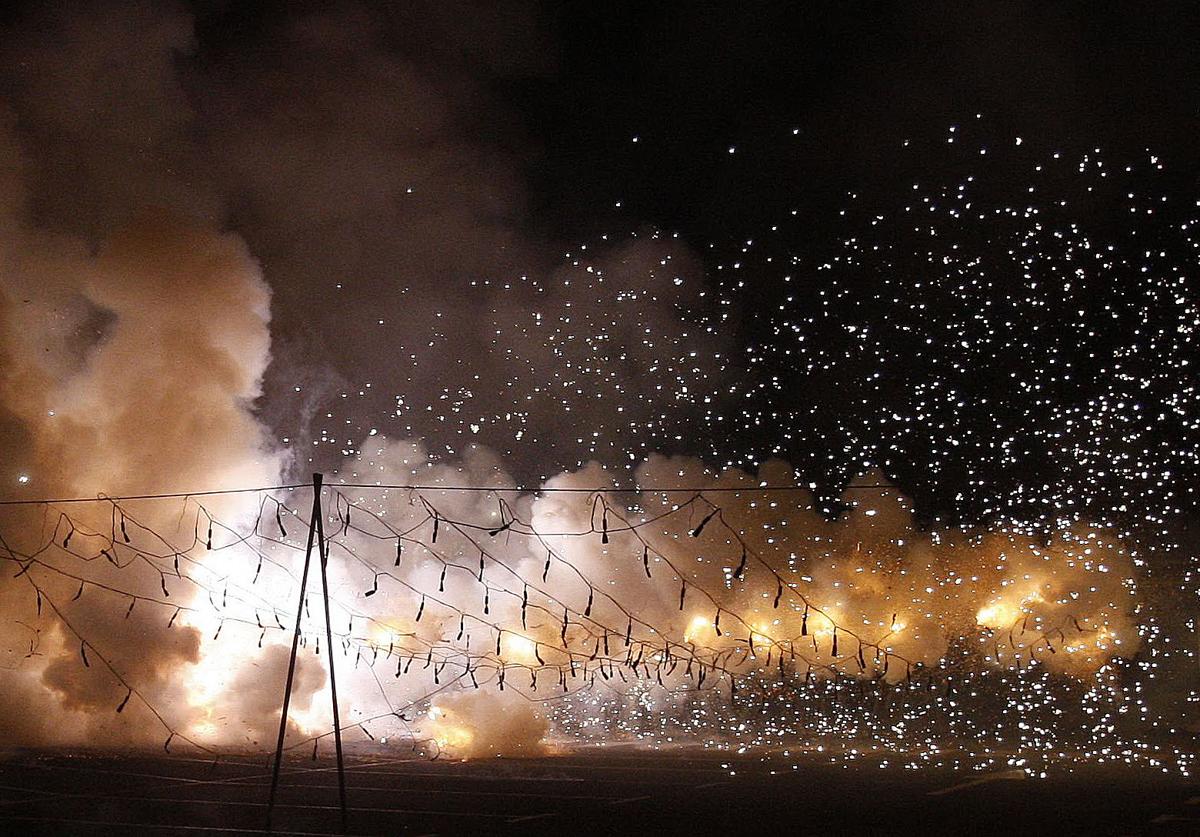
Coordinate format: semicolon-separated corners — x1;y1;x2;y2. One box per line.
0;103;291;744
0;2;1145;760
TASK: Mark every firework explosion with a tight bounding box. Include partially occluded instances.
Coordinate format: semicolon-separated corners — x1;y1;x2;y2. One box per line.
0;1;1197;795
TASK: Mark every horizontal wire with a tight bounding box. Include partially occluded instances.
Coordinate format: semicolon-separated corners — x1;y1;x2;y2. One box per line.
0;483;310;507
338;482;893;493
0;481;894;506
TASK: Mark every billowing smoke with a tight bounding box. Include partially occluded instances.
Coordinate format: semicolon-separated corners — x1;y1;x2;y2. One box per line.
428;690;550;759
0;106;294;745
0;1;1147;761
0;213;1141;754
0;0;721;754
309;439;1138;757
0;0;725;468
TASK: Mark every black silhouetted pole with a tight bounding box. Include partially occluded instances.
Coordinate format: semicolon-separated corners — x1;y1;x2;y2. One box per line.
315;480;349;831
266;473;347;832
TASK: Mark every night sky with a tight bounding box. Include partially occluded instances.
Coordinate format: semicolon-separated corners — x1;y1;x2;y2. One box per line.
3;0;1199;527
523;2;1200;527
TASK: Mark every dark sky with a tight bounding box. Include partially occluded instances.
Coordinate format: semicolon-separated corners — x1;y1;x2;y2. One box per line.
514;1;1198;524
522;2;1198;239
2;0;1198;527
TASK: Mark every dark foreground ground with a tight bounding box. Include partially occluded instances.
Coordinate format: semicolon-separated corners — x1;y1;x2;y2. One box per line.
1;746;1197;836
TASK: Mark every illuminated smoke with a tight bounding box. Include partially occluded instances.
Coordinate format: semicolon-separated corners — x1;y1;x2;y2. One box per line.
0;2;1178;769
0;110;291;744
308;440;1138;757
427;690;549;760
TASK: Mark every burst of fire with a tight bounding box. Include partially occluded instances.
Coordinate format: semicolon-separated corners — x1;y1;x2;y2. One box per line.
503;633;539;664
683;615;712;644
427;706;474;754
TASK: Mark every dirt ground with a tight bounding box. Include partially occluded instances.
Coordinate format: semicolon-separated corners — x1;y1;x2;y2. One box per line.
0;745;1197;835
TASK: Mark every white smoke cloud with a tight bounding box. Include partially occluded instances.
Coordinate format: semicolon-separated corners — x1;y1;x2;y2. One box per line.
0;2;1145;761
0;105;292;745
264;437;1138;759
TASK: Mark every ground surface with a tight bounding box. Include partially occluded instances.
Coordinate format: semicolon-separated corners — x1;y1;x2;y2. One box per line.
0;745;1197;835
